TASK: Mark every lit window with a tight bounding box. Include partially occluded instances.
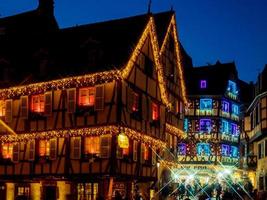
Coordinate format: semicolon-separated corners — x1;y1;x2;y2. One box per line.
17;186;30;197
200;99;212;110
200;80;207;89
84;137;100;154
77;183;98;200
177;143;186;155
184;118;188;132
200;119;211;133
222;101;230;113
132;92;140;112
231;123;239;136
143;144;149;161
231;146;238;158
31;94;44;113
79;87;95;106
196;143;210;156
39;140;50;156
0;100;5;117
232;104;239;115
221;144;230;156
221;120;229;134
152;102;159;121
227;80;237;94
2;143;13;159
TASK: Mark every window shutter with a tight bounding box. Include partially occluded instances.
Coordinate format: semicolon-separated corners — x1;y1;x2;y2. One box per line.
100;135;111;158
28;140;35;161
44;92;52;116
148;99;152;122
95;85;104;111
5;99;12;123
49;138;57;160
141;143;145;164
20;96;28;119
67;89;76;113
152;148;156;165
132;141;137;162
12;143;19;163
127;87;133;112
71;137;81;159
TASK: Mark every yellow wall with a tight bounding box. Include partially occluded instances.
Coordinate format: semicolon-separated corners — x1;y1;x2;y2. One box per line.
31;183;41;200
57;181;71;200
6;183;14;200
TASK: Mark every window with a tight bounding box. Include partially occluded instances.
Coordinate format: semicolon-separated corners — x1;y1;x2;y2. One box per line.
177;143;186;155
31;94;44;113
152;102;159;121
221;120;229;134
184;118;188;132
39;140;50;157
16;185;30;198
71;137;81;159
77;183;98;200
231;146;239;158
0;100;5;116
227;80;237;94
222;101;230;113
258;142;264;159
142;144;149;161
199;119;211;133
196;143;210;156
200;80;207;89
232;104;239;115
84;137;100;155
67;89;76;113
5;99;12;122
2;143;13;159
79;87;95;106
200;99;212;110
100;136;111;158
133;141;138;161
231;123;239;136
132;92;140;112
221;144;230;156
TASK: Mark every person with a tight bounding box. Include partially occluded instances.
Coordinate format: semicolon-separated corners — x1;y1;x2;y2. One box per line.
115;190;122;200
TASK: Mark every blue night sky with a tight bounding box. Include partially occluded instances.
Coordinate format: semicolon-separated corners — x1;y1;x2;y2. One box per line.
1;0;267;82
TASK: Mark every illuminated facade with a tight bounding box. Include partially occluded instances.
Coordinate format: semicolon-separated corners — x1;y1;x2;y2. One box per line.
0;1;187;200
241;64;267;194
180;62;250;182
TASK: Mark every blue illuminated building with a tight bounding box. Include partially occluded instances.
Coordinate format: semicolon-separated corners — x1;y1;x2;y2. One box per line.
180;61;251;170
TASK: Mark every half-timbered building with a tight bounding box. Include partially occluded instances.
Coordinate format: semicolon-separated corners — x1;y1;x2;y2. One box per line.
0;1;187;199
179;61;251;183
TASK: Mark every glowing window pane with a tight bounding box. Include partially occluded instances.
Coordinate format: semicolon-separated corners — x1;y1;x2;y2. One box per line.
39;140;49;156
2;143;12;159
231;146;238;158
231;123;239;136
227;80;237;94
143;145;149;160
200;99;212;110
222;101;230;112
0;100;5;117
178;143;186;155
197;143;210;156
79;87;95;106
200;119;211;133
84;137;100;154
221;144;230;156
152;103;159;121
184;118;188;132
200;80;207;89
31;94;44;113
221;120;229;133
232;104;239;115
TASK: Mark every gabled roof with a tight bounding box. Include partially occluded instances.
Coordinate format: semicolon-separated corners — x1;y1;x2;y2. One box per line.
185;61;239;96
0;11;176;87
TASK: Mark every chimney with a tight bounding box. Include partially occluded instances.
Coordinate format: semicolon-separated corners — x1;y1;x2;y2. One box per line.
38;0;54;15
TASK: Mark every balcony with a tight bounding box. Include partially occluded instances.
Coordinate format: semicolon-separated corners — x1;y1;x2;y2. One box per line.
240;155;257;170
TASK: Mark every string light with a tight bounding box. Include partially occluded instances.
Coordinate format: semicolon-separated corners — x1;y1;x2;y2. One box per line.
0;125;166;149
159;15;188;105
166;123;186;138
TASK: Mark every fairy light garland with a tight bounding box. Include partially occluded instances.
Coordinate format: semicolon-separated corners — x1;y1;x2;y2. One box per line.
0;125;166;149
0;70;121;99
121;17;172;109
166;123;186;138
159;15;188;105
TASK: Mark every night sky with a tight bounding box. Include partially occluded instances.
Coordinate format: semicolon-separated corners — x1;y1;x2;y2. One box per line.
1;0;267;82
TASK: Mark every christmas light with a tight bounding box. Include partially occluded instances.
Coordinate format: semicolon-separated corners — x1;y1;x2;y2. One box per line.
166;123;186;138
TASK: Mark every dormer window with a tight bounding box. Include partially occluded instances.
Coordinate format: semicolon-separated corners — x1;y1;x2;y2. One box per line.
152;102;159;121
79;87;95;106
31;94;44;113
200;80;207;89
